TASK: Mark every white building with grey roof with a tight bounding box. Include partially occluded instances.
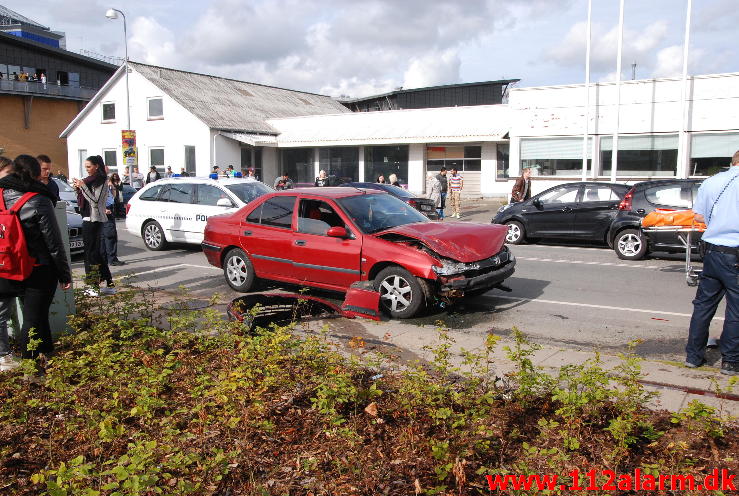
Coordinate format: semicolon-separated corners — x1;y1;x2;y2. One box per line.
61;61;739;200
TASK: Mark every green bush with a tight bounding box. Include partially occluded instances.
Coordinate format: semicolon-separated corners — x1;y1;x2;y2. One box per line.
0;288;736;495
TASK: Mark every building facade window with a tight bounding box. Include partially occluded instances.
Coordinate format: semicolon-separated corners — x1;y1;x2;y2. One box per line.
148;97;164;119
103;149;118;172
185;145;196;175
319;147;359;183
282;148;314;184
690;132;739;176
364;145;409;184
520;138;592;176
497;143;510;179
149;147;165;173
426;144;482;172
102;102;115;122
601;134;678;177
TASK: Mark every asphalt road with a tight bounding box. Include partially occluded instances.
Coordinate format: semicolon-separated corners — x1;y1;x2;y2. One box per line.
72;219;726;363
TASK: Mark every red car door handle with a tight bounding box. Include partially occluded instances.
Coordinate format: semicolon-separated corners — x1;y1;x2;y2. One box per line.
243;230;252;236
295;240;306;246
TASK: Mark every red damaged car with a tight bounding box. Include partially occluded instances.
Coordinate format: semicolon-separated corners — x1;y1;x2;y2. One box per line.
202;188;515;319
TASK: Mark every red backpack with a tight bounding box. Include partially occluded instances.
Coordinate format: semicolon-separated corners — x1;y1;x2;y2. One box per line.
0;188;38;281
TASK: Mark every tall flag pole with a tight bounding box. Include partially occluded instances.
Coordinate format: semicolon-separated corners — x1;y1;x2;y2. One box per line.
611;0;625;182
678;0;693;177
581;0;593;181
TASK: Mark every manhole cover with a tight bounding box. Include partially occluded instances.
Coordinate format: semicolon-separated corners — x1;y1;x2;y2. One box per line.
161;299;211;311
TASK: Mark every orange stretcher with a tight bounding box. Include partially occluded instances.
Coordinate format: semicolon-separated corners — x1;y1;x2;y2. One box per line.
640;209;706;287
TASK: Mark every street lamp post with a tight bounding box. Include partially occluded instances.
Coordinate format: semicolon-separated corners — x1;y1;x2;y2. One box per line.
105;8;132;183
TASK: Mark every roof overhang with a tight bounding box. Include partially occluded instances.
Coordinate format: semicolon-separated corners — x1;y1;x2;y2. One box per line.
268;104;511;147
220;131;278;146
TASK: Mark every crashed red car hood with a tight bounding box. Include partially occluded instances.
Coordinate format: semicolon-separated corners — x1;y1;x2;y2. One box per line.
379;222;508;263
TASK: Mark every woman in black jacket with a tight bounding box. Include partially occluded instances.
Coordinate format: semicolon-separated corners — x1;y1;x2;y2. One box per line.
0;155;71;360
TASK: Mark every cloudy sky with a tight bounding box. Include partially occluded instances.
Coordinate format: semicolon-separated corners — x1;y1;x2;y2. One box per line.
6;0;739;97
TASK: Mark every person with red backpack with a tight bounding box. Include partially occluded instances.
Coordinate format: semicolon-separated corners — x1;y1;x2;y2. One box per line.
0;155;71;368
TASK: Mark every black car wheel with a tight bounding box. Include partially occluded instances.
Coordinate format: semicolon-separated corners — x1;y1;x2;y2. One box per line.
505;221;526;245
374;266;425;319
223;248;256;292
614;229;648;260
142;221;168;251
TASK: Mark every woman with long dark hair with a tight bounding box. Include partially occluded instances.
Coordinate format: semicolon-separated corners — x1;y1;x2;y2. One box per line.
72;155;113;293
109;172;125;218
0;155;71;364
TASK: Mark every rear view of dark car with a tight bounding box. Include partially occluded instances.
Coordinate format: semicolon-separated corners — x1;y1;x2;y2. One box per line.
607;179;703;260
492;181;630;245
339;182;439;219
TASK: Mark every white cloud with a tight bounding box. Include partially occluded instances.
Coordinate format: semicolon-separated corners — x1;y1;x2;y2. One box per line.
546;20;669;80
129;17;180;68
119;0;572;96
403;50;461;89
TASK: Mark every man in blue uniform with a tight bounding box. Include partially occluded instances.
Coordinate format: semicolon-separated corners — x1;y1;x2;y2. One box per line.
686;150;739;375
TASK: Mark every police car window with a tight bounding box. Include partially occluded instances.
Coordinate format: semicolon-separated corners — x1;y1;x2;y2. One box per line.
225;182;272;204
198;184;229;206
260;196;295;229
645;184;692;208
139;184;165;201
297;199;345;236
168;183;195;204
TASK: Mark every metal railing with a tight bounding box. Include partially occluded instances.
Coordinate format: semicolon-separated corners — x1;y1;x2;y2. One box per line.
0;79;98;99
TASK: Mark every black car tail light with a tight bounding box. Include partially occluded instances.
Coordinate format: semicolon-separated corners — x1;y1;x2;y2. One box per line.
618;189;635;210
407;199;418;208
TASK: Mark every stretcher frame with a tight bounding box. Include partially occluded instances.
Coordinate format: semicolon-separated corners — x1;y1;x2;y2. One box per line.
641;225;704;286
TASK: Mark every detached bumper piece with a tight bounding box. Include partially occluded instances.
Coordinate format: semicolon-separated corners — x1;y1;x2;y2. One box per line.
228;288;381;332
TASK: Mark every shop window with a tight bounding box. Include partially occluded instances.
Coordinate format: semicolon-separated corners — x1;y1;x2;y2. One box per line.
365;146;408;184
601;134;677;177
148;97;164;119
319;147;359;183
690;132;739;176
497;144;510;179
426;144;486;172
282;148;314;184
102;102;116;122
520;138;592;176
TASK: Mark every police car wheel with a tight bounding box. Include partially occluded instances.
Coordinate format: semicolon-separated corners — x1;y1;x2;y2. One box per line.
142;221;168;251
223;248;256;292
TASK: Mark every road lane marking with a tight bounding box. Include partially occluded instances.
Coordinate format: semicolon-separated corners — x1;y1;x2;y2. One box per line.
493;295;723;321
125;263;221;277
516;256;662;269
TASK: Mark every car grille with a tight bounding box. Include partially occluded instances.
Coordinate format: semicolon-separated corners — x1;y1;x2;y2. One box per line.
69;227;80;238
460;248;513;278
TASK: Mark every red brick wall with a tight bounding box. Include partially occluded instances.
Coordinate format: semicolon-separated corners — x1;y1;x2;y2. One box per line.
0;95;83;176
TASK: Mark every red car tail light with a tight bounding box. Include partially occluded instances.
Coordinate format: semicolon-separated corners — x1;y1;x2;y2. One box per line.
125;203;132;215
618;189;634;210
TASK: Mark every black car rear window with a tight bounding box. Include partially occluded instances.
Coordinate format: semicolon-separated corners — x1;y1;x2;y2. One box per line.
645;184;694;208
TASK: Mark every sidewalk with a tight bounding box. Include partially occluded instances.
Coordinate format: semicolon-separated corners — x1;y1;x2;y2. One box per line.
349;320;739;417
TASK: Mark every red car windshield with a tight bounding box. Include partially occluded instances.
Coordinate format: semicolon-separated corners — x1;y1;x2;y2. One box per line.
338;193;428;234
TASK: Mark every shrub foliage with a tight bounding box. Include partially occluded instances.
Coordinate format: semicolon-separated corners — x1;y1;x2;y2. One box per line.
0;290;737;495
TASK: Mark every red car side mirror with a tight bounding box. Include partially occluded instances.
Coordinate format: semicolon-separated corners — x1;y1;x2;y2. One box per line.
327;226;348;238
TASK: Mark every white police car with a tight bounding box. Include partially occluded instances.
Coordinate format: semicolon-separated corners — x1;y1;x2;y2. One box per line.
126;177;273;250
